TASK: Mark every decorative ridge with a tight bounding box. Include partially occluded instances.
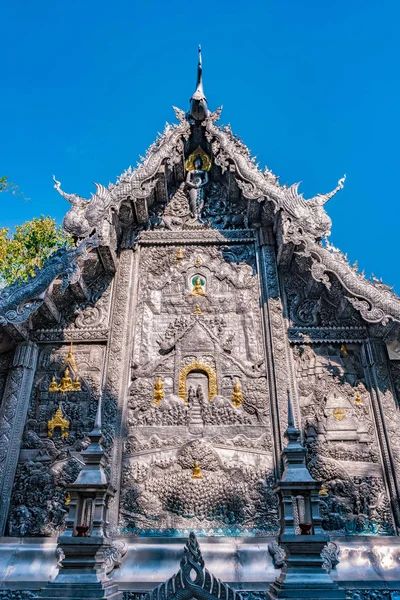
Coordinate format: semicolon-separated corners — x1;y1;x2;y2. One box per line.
0;236;99;327
299;236;400;325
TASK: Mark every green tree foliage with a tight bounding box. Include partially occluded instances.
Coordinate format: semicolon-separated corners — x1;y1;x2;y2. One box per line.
0;216;71;287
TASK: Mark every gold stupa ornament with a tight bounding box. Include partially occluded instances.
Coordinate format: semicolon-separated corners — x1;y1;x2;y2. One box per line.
176;246;184;262
192;460;203;479
48;342;82;393
48;405;70;438
185;146;212;172
232;379;243;408
190;276;206;296
153;377;165;406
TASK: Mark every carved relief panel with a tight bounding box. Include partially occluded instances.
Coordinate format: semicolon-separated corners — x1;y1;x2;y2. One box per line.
293;342;394;536
120;243;278;536
7;343;105;537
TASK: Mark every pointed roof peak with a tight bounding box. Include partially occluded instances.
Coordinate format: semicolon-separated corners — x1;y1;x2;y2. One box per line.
190;45;209;121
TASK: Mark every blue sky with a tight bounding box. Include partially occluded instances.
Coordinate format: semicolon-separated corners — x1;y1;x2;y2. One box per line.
1;0;399;288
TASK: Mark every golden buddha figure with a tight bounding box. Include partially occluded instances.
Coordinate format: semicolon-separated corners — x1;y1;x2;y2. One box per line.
192;460;203;479
319;483;329;496
176;246;184;262
354;391;363;405
59;367;73;393
48;376;59;393
72;375;82;391
193;304;202;315
232;379;243;408
153;376;165;406
190;276;205;297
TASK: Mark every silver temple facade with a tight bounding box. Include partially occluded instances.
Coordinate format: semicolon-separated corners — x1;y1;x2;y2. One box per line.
1;49;400;600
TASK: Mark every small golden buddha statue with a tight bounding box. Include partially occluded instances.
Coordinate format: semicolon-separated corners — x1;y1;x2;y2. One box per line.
64;492;71;506
192;460;203;479
319;483;329;496
48;376;59;392
176;247;184;262
232;379;243;408
72;375;82;391
195;256;201;266
190;277;205;296
193;304;202;315
59;367;73;392
153;377;165;406
354;391;363;405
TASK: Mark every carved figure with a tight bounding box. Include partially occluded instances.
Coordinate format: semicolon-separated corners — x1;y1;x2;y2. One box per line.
153;377;165;406
185;148;211;220
59;368;73;393
53;176;113;240
232;379;243;408
192;460;203;479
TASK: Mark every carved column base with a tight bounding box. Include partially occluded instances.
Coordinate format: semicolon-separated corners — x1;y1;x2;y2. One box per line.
38;537;122;600
268;535;346;600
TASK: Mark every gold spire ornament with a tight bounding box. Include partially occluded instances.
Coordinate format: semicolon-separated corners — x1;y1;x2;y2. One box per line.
185;146;212;172
153;377;165;406
176;247;184;262
190;276;206;296
192;460;203;479
48;405;70;438
232;379;243;408
193;304;202;315
62;341;78;372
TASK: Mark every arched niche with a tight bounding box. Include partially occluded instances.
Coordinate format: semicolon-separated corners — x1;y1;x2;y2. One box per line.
178;359;217;402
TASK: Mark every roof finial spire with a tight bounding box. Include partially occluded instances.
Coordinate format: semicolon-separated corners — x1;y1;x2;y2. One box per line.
190;45;209;121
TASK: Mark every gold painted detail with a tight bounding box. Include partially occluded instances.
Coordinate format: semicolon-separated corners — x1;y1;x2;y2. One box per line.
192;461;203;479
193;304;202;315
185;146;212;172
319;484;329;496
178;359;217;402
153;377;165;406
49;367;81;393
333;407;346;421
48;405;70;438
354;391;363;405
190;276;206;296
65;492;71;506
62;341;78;372
195;256;201;266
231;379;243;408
176;246;184;262
48;342;81;392
340;344;348;356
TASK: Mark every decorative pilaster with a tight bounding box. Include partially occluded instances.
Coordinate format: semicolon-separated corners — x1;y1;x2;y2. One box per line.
362;339;400;531
103;248;139;529
256;228;298;475
0;341;38;535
